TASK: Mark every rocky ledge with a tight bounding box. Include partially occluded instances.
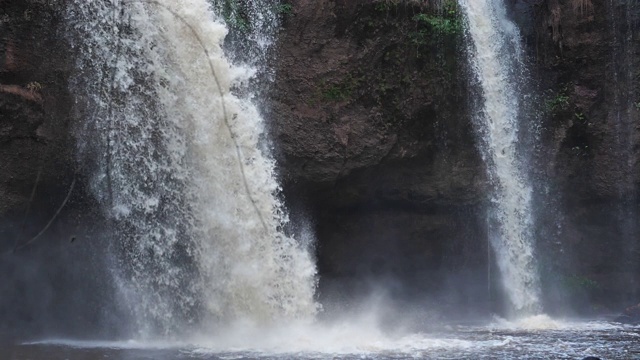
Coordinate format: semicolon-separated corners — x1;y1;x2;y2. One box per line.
615;303;640;325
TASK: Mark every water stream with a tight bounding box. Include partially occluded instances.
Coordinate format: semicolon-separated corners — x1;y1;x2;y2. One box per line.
66;0;317;337
458;0;541;316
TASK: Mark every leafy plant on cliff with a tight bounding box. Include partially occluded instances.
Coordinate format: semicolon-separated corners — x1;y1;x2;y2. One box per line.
275;3;293;16
545;86;571;112
374;1;395;12
413;13;461;35
210;0;250;32
322;85;349;101
413;0;462;37
319;75;361;102
211;0;291;31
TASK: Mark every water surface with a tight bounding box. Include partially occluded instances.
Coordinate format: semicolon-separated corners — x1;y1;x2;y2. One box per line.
6;319;639;359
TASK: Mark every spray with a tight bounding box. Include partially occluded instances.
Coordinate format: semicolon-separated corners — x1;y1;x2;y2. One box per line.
66;0;318;336
458;0;542;316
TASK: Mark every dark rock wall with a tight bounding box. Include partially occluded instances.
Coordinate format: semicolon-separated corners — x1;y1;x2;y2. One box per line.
269;0;491;312
0;0;118;339
0;0;75;232
525;0;640;311
271;0;640;313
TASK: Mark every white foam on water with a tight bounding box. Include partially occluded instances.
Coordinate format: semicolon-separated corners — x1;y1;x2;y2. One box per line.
484;314;625;331
26;318;638;358
23;339;184;349
24;326;505;357
188;323;506;356
490;314;567;330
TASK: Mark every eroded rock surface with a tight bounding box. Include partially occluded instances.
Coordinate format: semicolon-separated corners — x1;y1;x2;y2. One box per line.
269;0;640;312
615;303;640;325
0;0;74;221
269;0;489;308
529;0;640;311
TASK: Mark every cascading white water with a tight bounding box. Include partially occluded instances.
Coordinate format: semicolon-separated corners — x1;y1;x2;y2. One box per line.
458;0;541;315
66;0;317;335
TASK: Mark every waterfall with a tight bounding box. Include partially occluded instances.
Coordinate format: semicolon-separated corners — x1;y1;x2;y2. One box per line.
66;0;317;336
458;0;541;315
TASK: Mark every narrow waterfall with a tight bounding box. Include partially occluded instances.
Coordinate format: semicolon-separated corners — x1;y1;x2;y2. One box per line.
458;0;541;315
66;0;317;335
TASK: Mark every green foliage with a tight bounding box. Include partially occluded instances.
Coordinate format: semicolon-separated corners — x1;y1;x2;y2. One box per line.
412;0;462;39
229;16;249;32
409;29;429;46
374;1;401;13
276;3;293;15
545;86;570;112
413;13;461;35
322;85;350;101
212;0;250;32
211;0;291;30
440;0;459;15
319;76;361;102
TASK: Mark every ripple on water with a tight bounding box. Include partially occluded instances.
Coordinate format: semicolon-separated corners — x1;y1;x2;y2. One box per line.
16;320;640;360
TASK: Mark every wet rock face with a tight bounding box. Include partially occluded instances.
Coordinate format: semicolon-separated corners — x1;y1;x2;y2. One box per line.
530;0;640;201
272;0;640;311
615;303;640;325
0;1;122;339
272;1;481;185
524;0;640;310
0;0;74;219
270;0;489;307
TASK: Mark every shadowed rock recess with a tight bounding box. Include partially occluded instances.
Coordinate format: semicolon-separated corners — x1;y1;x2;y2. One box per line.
268;0;489;315
1;0;639;334
0;0;116;338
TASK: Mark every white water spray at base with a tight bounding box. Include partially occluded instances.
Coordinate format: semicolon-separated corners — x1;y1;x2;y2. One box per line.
67;0;317;335
458;0;541;315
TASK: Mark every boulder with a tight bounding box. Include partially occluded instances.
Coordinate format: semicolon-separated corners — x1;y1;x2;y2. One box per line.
614;303;640;325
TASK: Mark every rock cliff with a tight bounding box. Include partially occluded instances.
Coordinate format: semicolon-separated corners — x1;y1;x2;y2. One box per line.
0;0;115;338
0;0;87;252
0;0;638;317
529;0;640;312
268;0;640;313
268;0;489;312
